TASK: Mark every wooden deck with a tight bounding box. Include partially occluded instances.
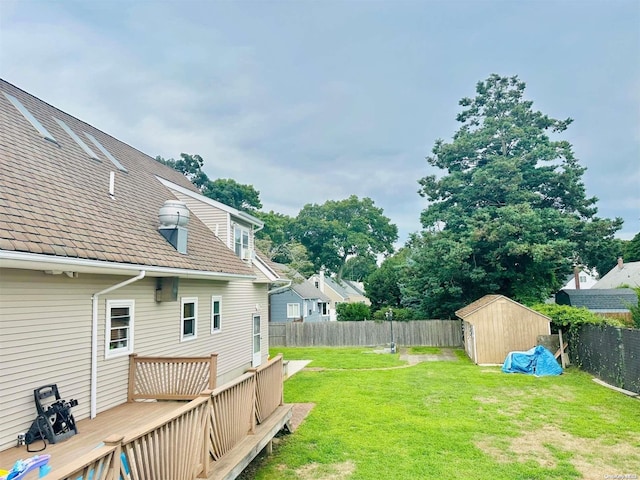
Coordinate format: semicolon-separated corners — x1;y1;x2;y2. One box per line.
0;401;184;479
0;401;293;480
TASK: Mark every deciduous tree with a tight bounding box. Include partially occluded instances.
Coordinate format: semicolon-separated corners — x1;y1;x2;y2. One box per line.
293;195;398;280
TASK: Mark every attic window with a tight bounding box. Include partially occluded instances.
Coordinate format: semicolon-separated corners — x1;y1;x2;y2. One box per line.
84;132;128;172
53;118;100;160
3;92;57;144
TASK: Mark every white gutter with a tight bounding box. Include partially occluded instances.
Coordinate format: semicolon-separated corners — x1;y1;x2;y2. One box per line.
90;271;145;418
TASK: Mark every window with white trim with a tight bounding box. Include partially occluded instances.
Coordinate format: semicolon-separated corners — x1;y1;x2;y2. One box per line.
181;297;198;341
105;300;134;358
211;296;222;333
287;303;300;318
234;225;250;258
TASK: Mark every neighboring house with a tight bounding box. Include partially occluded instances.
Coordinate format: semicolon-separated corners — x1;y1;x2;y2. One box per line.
561;267;598;290
555;288;638;323
0;80;285;451
593;258;640;289
309;271;371;321
455;295;552;365
269;266;331;323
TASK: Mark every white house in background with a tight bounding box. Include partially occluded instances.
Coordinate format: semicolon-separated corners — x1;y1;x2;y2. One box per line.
0;79;286;452
561;267;598;290
593;258;640;289
309;271;371;321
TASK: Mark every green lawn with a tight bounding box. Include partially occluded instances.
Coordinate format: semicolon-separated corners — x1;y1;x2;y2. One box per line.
255;347;640;480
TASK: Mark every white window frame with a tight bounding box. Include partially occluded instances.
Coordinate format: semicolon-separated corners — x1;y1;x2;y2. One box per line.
211;296;222;333
181;297;198;342
234;224;250;258
287;303;300;318
105;299;134;359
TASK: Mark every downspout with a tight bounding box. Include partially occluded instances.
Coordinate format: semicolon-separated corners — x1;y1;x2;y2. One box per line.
91;270;146;418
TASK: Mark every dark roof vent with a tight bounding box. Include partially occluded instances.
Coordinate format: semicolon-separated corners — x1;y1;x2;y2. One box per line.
158;200;189;254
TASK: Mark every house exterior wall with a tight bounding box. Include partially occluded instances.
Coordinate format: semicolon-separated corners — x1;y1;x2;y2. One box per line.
270;290;303;323
170;189;230;244
0;267;269;451
465;299;551;364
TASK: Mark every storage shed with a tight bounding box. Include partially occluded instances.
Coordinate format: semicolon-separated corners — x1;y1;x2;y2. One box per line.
455;295;551;365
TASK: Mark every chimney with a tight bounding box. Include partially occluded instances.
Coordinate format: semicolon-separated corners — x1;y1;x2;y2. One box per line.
573;265;581;290
618;257;624;270
158;200;189;254
319;269;326;292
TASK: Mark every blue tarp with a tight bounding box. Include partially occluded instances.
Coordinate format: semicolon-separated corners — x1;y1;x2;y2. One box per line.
502;345;563;376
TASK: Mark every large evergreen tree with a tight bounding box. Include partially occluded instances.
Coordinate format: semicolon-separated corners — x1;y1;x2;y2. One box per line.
407;74;621;317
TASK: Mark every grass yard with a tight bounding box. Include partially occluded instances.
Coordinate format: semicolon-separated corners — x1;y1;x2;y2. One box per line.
252;347;640;480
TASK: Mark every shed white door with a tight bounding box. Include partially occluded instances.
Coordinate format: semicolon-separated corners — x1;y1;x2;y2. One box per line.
252;314;262;367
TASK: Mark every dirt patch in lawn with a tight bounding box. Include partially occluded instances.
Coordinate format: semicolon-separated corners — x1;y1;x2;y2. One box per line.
295;461;356;480
476;425;640;479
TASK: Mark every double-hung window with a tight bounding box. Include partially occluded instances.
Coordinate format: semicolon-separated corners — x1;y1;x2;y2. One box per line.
105;300;134;358
211;296;222;333
181;297;198;341
234;225;250;259
287;303;300;319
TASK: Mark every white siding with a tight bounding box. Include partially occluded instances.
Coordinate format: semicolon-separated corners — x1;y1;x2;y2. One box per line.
0;267;270;452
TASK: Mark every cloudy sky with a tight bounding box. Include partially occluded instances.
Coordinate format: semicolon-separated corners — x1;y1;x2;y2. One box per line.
1;0;638;245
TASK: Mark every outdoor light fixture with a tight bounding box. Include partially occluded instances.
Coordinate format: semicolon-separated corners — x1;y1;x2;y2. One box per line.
386;308;396;354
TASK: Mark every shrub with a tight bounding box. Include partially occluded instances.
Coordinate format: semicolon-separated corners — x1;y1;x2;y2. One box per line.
372;307;418;321
530;303;624;333
336;302;371;321
627;287;640;328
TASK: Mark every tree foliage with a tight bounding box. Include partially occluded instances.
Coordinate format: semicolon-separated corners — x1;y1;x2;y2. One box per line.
409;74;621;318
336;302;371;321
293;195;398;280
342;254;378;282
624;233;640;263
155;153;261;212
364;249;408;313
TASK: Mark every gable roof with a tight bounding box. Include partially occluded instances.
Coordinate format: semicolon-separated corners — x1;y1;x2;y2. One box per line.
319;276;348;298
292;280;331;302
556;288;638;311
455;294;551;321
593;261;640;289
0;79;253;279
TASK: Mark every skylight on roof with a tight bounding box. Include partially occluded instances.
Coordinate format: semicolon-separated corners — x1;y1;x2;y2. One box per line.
84;132;128;172
3;92;57;144
53;118;100;160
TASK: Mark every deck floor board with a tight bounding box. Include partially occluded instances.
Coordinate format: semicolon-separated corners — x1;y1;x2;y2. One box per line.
0;401;183;478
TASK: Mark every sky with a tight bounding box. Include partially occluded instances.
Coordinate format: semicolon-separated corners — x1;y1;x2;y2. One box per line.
1;0;639;247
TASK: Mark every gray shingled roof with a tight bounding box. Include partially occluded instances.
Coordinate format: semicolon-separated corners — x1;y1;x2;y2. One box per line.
594;261;640;289
292;280;331;302
0;79;253;277
556;289;638;310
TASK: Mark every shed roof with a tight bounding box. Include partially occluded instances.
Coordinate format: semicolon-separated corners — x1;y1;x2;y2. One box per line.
0;79;253;278
455;294;551;322
556;289;638;310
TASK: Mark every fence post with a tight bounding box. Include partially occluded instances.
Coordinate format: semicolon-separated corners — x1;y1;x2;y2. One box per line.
127;354;138;402
209;353;218;390
104;434;124;480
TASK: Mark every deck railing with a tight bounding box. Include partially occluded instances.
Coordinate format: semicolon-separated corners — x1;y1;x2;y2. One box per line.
44;355;286;480
249;354;284;423
128;353;218;401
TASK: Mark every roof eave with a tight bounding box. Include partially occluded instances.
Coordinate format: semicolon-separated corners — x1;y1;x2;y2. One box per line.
0;251;256;281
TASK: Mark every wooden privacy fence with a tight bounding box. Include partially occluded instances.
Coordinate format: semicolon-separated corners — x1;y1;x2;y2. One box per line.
45;354;285;480
269;320;463;347
128;353;218;401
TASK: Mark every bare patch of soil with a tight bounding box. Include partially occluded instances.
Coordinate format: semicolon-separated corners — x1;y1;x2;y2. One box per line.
475;425;640;479
295;461;356;480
